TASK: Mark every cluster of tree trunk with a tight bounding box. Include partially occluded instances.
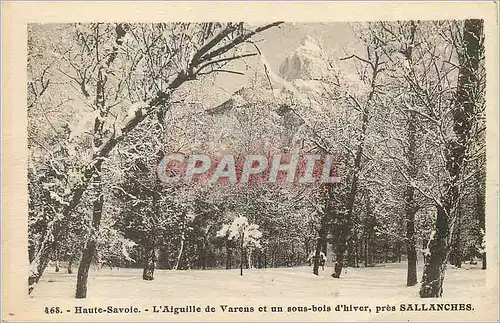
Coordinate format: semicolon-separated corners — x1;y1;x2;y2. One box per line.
28;21;285;297
419;19;484;298
27;20;486;302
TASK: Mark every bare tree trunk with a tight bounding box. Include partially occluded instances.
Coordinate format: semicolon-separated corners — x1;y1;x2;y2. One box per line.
396;242;402;263
313;238;322;276
264;250;267;268
363;235;368;267
476;153;486;269
143;246;157;280
405;175;418;286
450;204;462;268
420;206;449;297
369;240;375;266
67;257;73;274
348;236;357;267
356;239;361;267
272;244;278;267
400;21;419;287
240;232;245;276
314;211;329;274
406;219;418;286
28;246;52;294
174;233;185;270
247;248;253;269
75;25;120;298
143;177;161;278
75;241;97;298
199;238;207;270
333;83;372;278
75;177;104;299
332;249;345;278
226;241;232;269
363;191;376;268
321;237;327;257
28;244;35;264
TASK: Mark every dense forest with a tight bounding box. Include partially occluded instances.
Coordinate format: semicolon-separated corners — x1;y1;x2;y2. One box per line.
28;20;486;299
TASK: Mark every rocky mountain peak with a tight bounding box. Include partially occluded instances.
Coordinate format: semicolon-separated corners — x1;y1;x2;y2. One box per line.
278;35;329;82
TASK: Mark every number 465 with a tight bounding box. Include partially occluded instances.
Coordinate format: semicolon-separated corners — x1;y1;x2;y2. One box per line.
45;306;61;314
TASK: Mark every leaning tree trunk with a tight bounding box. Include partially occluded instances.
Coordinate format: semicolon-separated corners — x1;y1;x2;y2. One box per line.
75;30;120;298
419;205;449;297
28;220;64;294
420;19;484;298
75;175;104;299
28;242;52;294
75;64;108;298
75;241;97;298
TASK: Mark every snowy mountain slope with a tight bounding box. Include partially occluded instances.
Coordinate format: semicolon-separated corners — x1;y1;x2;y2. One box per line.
207;36;332;116
278;35;330;82
204;36;339;150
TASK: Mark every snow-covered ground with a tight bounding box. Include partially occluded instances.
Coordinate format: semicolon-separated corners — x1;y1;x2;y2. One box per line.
24;262;497;321
32;261;486;299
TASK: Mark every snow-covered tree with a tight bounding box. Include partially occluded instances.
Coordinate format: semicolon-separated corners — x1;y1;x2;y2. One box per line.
217;214;262;275
27;21;284;297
